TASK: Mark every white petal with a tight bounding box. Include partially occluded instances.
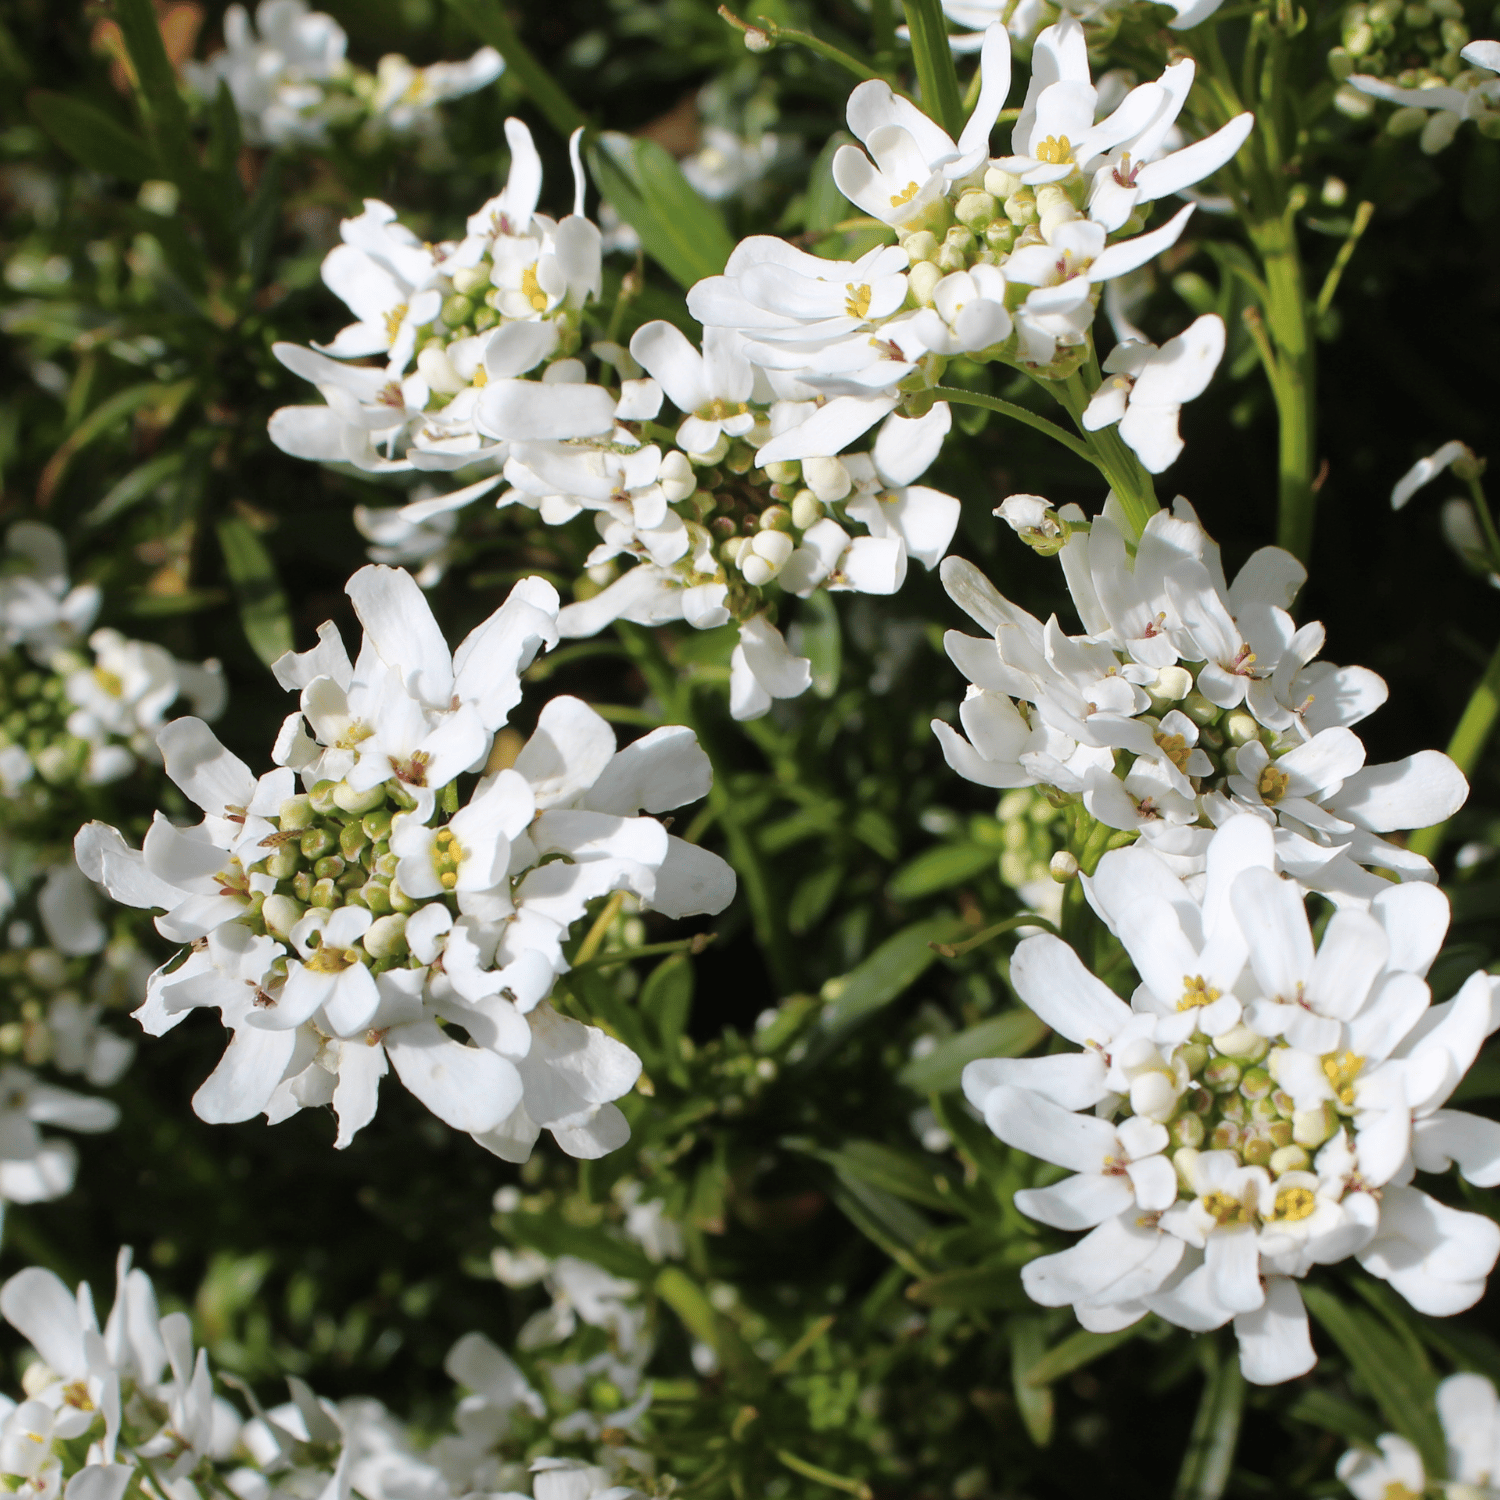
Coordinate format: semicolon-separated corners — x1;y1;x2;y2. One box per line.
1233;1277;1316;1385
1010;933;1132;1044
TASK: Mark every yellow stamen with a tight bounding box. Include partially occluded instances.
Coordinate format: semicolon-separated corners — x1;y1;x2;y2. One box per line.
1322;1050;1365;1108
1201;1190;1254;1227
1270;1186;1318;1222
92;666;124;697
1035;135;1074;165
521;265;549;312
383;302;408;343
696;397;749;422
472;365;488;386
844;282;872;319
1155;732;1191;772
306;945;359;974
889;180;921;208
1258;764;1290;805
1178;974;1221;1012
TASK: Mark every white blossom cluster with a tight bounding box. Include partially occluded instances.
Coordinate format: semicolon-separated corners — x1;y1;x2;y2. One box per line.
1339;1371;1500;1496
268;22;1256;719
75;565;735;1160
183;0;504;151
0;1252;648;1500
934;0;1229;48
1347;38;1500;152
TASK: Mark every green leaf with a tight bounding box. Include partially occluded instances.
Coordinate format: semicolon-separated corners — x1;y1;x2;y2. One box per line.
798;1139;952;1213
655;1267;760;1380
207;79;244;204
887;843;995;901
1287;1389;1384;1447
904;1264;1027;1311
1172;1346;1244;1500
1009;1315;1055;1446
114;0;205;210
1026;1323;1147;1387
216;519;293;669
443;0;586;137
803;132;854;235
587;136;734;290
27;91;158;181
897;1009;1048;1093
851;807;899;861
82;449;184;527
795;588;842;698
127;588;229;617
789;863;843;935
38;380;194;507
639;954;693;1067
901;0;963;139
829;1179;931;1273
1302;1284;1444;1473
805;914;966;1062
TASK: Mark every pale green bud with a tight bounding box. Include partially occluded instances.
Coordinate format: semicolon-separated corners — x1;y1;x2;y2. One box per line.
1270;1144;1311;1175
955;190;999;229
764;460;801;485
902;230;940;263
1212;1025;1269;1063
263;894;306;940
1146;666;1194;711
1180;692;1220;727
687;431;730;466
803;456;852;501
1050;850;1079;883
450;264;489;295
1293;1103;1339;1148
1327;45;1355;78
364;913;409;960
1173;1146;1201;1193
1004;189;1038;226
1389;104;1430;135
908;261;942;307
279;795;315;830
790;491;824;530
759;505;793;532
983;166;1021;198
1223;711;1261;747
334;781;387;815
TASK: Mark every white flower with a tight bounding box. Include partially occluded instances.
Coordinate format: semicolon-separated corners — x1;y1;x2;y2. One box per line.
628;323;754;456
0;523;100;662
1339;1372;1500;1498
1351;42;1500;154
833;24;1013;229
367;47;504;136
1081;314;1226;472
729;616;814;721
681;125;780;201
1390;437;1474;510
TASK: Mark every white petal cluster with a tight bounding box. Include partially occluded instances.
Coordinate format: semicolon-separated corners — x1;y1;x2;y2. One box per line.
1350;39;1500;153
964;815;1500;1384
936;0;1229;49
1339;1371;1500;1496
937;495;1468;899
183;1;502;150
74;566;735;1159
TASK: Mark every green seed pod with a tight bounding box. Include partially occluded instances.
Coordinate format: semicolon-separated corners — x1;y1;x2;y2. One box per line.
1170;1113;1205;1149
361;879;393;915
340;822;370;862
292;870;314;903
300;826;335;861
313;854;345;881
309;780;340;816
266;844;299;882
310;877;339;908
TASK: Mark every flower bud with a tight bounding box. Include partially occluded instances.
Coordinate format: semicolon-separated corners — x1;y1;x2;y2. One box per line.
309;780;340;815
1388;104;1430;135
1173;1146;1201;1192
1170;1113;1204;1149
388;879;416;914
741;530;795;586
1204;1056;1242;1093
362;807;394;842
334;780;386;815
450;264;489;295
417;345;466;396
1180;692;1220;727
743;24;771;50
908;261;942;307
1269;1144;1310;1176
263;894;305;940
1223;711;1261;747
1240;1065;1273;1101
764;460;800;486
803;456;852;502
759;504;793;532
1004;189;1039;227
659;449;695;501
361;878;393;915
313;854;345;881
1293;1103;1339;1148
363;913;409;960
1131;1069;1180;1121
310;877;339;908
720;534;749;565
791;491;824;530
985;220;1017;254
1145;666;1192;709
984;166;1022;198
1049;850;1079;883
955;190;999;230
279;795;315;830
1327;45;1355;78
1211;1025;1268;1063
266;844;299;881
902;230;940;263
300;826;335;861
687;432;730;466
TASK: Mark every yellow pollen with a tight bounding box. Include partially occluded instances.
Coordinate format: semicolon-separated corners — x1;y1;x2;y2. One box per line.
697;397;748;422
844;282;872;319
1322;1050;1365;1108
401;74;429;104
1201;1190;1254;1227
472;365;488;386
336;721;375;750
889;180;921;208
441;871;458;889
383;302;408;343
1271;1186;1318;1222
1035;135;1074;165
1155;732;1191;771
307;945;359;975
521;265;549;312
61;1381;93;1411
1258;764;1291;805
92;666;124;697
1379;1485;1420;1500
1178;974;1221;1011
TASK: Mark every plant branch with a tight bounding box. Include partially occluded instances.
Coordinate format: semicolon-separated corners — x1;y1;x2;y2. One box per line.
1315;200;1375;320
930;385;1096;463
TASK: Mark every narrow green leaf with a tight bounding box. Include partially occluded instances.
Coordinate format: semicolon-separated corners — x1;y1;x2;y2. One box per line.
788;863;843;935
114;0;203;205
207;79;244;203
904;1264;1027;1311
1287;1389;1385;1447
242;155;283;284
1172;1346;1245;1500
794;590;841;697
127;588;228;617
655;1267;759;1379
887;842;995;901
639;954;693;1063
803;132;854;235
27;91;158;180
1009;1315;1055;1446
1026;1323;1147;1387
38;380;193;507
799;1139;952;1213
588;136;734;290
806;914;966;1061
216;519;294;669
897;1009;1048;1093
901;0;963;139
829;1182;930;1274
443;0;586;137
82;449;184;527
1302;1284;1444;1474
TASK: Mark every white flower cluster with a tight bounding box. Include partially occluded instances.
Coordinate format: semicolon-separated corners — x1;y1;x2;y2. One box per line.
964;811;1500;1385
1348;39;1500;152
0;523;224;793
938;495;1467;902
0;1253;647;1500
183;0;504;151
1339;1371;1500;1497
935;0;1229;49
75;565;735;1160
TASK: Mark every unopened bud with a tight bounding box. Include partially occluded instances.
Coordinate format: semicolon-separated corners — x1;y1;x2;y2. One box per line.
1049;850;1079;883
1131;1070;1180;1121
764;460;800;486
983;166;1021;198
902;229;940;263
363;913;408;960
279;795;315;830
1223;711;1261;747
1204;1057;1242;1093
688;432;730;466
1173;1146;1201;1193
955;190;999;229
450;264;489;295
803;456;852;502
743;24;771;50
1004;189;1038;227
790;491;824;530
1212;1025;1268;1063
1388;105;1430;136
1240;1065;1273;1101
263;894;305;940
1170;1113;1204;1149
659;450;695;501
759;504;793;532
334;781;386;815
1293;1103;1339;1148
1180;692;1220;727
908;261;942;307
1270;1144;1311;1175
1146;666;1193;709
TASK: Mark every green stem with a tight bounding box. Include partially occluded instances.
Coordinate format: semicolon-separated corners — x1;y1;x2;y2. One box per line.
930;385;1096;464
930;912;1060;956
444;0;587;136
1408;633;1500;862
901;0;963;138
614;623;797;992
1466;471;1500;575
775;1450;873;1499
1171;1337;1246;1500
1314;200;1375;319
1053;373;1161;540
570;933;717;972
737;14;903;93
870;0;896;61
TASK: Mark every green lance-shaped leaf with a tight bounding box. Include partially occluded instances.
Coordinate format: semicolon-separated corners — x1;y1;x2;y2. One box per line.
443;0;586;137
901;0;963;139
794;1138;954;1213
217;519;294;670
905;1264;1029;1311
1172;1343;1245;1500
27;91;159;181
886;842;996;901
897;1009;1048;1094
1009;1315;1055;1446
1025;1322;1150;1387
639;953;693;1073
587;136;734;290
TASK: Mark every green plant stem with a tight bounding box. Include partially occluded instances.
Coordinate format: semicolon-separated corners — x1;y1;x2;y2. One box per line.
775;1450;873;1499
1054;373;1161;539
444;0;586;135
1467;471;1500;574
901;0;963;138
615;623;797;992
929;912;1060;957
723;11;903;93
930;385;1096;463
1408;633;1500;861
570;934;717;972
870;0;896;61
1315;200;1375;319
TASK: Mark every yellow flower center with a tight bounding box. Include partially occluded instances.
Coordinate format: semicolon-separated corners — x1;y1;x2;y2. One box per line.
1257;764;1290;805
336;720;375;750
1155;732;1191;771
472;365;488;387
307;944;360;974
431;826;468;891
889;180;921;208
696;398;748;422
521;265;549;312
383;302;408;343
1201;1190;1254;1227
1322;1050;1365;1108
1178;974;1221;1011
1035;135;1074;165
61;1381;93;1411
1380;1485;1421;1500
844;282;872;319
1270;1186;1318;1222
92;666;124;698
